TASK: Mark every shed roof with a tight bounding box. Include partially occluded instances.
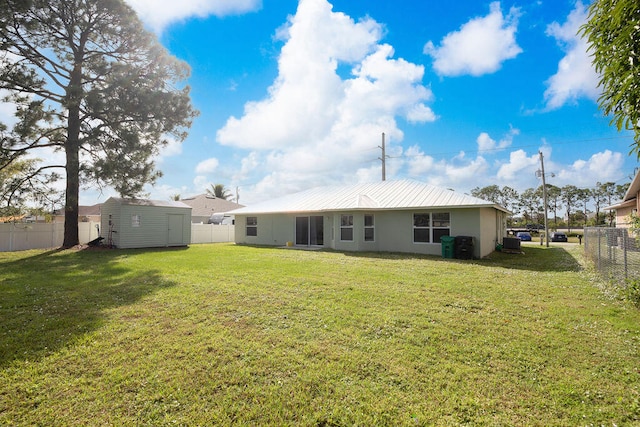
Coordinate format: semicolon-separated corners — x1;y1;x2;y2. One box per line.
106;197;191;209
231;180;510;215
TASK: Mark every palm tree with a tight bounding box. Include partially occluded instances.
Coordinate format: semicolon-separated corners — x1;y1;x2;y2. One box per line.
206;184;231;200
170;194;181;201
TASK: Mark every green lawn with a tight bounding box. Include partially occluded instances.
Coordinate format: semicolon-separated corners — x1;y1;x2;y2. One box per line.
1;243;639;426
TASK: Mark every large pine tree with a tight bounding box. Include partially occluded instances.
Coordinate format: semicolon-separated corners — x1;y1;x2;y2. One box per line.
0;0;197;247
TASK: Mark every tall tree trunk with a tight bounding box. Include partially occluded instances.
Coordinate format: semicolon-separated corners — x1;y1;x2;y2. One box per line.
62;61;82;248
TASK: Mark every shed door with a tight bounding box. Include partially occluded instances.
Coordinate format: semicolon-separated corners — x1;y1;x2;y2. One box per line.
168;214;184;246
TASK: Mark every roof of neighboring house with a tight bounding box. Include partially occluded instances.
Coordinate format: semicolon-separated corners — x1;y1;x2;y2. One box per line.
54;204;102;216
605;199;636;211
0;214;26;223
624;170;640;201
180;194;244;217
230;180;510;215
605;170;640;211
105;197;191;209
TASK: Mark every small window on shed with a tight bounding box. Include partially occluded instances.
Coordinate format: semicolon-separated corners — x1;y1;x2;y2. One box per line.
131;214;141;228
246;216;257;237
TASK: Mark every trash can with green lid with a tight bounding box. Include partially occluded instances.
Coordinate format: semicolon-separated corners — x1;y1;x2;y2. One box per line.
441;235;456;259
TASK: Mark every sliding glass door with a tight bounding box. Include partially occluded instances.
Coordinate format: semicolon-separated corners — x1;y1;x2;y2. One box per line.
295;216;324;246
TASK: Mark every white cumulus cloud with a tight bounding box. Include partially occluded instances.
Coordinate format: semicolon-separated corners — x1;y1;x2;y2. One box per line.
424;2;522;77
543;1;600;109
556;150;624;186
124;0;262;33
195;157;220;174
477;127;519;152
216;0;436;202
496;149;540;181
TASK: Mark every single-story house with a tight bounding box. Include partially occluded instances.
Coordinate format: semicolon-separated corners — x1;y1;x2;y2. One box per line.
101;197;192;249
179;194;244;224
53;204;102;223
230;180;511;258
605;171;640;228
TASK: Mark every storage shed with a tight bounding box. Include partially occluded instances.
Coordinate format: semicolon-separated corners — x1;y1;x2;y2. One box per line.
101;197;192;249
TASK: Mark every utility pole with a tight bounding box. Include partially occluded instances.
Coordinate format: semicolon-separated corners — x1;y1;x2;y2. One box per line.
378;132;387;181
235;186;240;204
539;151;549;247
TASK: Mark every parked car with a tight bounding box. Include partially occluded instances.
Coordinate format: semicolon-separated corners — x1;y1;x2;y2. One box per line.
550;232;568;242
516;231;532;241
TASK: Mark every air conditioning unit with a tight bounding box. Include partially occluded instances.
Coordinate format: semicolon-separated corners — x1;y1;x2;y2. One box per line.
502;237;521;251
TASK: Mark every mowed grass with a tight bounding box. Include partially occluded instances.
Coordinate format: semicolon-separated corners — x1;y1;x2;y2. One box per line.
1;243;639;426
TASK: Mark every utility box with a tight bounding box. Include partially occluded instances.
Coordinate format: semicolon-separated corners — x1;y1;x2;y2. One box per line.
502;237;521;251
455;235;474;259
441;235;456;259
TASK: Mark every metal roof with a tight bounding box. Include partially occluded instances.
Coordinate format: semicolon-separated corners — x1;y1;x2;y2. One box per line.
230;180;510;215
106;197;191;209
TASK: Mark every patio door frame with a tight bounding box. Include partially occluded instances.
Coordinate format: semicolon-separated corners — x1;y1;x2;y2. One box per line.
295;216;324;246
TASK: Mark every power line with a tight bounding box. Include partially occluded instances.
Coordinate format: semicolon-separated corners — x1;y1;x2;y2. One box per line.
387;135;634;159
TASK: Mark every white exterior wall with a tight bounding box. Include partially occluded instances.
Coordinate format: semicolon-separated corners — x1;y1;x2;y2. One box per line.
235;214;299;246
101;199;191;249
235;207;506;258
101;199;122;247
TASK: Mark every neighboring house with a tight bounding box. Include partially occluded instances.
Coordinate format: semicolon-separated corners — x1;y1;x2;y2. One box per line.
605;171;640;228
101;197;192;249
0;215;26;223
53;204;102;223
179;194;244;224
231;180;511;258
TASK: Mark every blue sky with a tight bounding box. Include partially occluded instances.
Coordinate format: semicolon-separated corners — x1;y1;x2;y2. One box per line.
83;0;636;205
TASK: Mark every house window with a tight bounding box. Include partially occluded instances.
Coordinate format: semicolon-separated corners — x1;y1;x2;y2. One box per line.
413;213;430;243
340;214;353;241
364;214;375;242
432;212;451;243
131;214;141;228
413;212;451;243
246;216;257;237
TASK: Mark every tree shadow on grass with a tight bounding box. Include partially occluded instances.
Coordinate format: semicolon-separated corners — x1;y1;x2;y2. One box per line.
482;244;583;273
0;248;177;368
335;244;582;273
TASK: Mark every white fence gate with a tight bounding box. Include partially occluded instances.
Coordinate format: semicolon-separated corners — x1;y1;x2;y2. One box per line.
0;222;234;251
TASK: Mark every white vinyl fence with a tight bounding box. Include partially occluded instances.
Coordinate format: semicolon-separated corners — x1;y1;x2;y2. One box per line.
190;224;235;244
0;222;234;251
0;222;100;252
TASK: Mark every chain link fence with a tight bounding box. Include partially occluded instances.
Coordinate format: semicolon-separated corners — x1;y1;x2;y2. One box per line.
583;227;640;284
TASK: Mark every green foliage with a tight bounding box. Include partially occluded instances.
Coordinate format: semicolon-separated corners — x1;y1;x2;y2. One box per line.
581;0;640;156
0;0;198;246
623;279;640;307
0;158;62;216
628;211;640;237
206;183;231;200
1;244;639;425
